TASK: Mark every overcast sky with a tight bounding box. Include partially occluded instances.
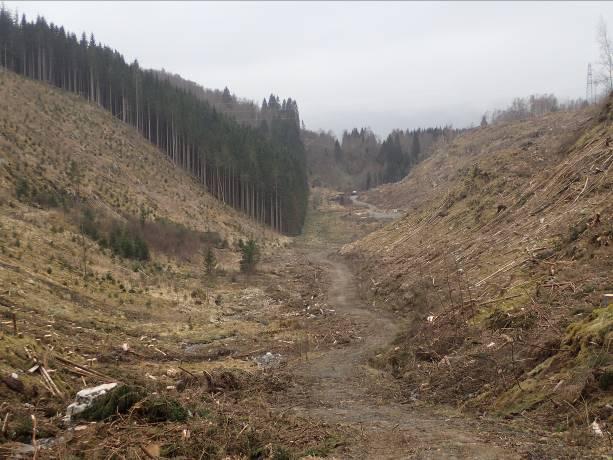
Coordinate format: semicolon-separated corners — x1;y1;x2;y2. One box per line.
6;1;613;137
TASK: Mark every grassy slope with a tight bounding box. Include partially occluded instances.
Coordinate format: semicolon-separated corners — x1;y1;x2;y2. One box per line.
343;104;612;428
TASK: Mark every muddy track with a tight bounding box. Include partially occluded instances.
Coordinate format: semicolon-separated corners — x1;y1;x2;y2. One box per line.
284;250;525;459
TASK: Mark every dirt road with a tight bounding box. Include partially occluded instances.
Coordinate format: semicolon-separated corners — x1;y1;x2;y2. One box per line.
283;249;525;459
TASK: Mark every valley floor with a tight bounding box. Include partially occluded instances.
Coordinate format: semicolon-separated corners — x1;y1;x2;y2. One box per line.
1;194;605;459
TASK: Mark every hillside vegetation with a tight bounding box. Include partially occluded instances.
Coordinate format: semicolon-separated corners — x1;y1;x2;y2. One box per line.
0;70;609;458
0;71;271;242
343;102;612;427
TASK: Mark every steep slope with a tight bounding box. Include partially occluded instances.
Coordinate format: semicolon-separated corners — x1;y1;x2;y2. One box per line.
361;109;586;211
0;71;268;241
342;103;612;428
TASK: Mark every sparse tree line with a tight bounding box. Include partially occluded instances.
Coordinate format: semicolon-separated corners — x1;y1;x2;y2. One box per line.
487;94;588;124
0;8;308;235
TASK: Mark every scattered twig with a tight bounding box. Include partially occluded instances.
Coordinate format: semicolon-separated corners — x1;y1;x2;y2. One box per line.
1;412;10;435
475;293;523;307
153;347;167;357
475;258;529;287
235;423;249;439
31;414;38;460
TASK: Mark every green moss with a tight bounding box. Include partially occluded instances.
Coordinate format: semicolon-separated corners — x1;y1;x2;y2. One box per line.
599;368;613;391
565;306;613;354
486;307;536;330
470;290;530;325
139;396;188;422
80;385;146;421
494;378;547;415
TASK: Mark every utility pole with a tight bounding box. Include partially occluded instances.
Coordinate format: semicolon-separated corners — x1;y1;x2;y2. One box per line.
586;63;594;104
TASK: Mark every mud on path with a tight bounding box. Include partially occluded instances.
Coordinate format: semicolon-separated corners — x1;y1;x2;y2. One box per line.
273;198;584;459
349;195;401;220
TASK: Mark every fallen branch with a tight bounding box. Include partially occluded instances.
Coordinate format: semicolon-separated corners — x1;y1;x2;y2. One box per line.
1;412;9;435
572;176;589;204
475;258;528;287
39;366;62;397
37;374;54;394
61;365;98;379
232;348;265;359
31;415;37;460
178;366;196;378
54;355;116;381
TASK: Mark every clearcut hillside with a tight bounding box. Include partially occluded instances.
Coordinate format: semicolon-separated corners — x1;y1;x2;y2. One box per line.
343;101;612;427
